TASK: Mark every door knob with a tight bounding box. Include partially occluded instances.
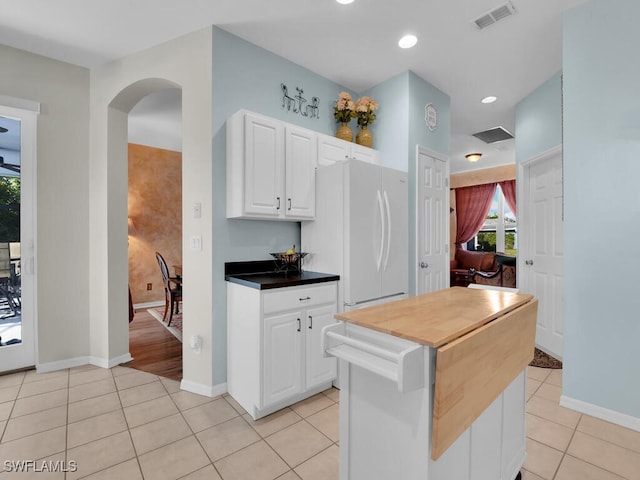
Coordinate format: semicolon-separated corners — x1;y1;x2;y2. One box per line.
525;260;534;266
420;262;429;269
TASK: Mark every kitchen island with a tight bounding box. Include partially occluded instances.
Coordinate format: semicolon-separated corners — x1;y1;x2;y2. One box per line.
323;287;537;480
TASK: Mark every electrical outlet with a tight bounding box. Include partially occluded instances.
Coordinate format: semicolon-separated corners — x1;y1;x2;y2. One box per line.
146;283;152;291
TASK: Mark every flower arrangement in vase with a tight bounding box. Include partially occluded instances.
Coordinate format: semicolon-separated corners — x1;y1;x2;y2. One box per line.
334;91;356;142
354;96;378;147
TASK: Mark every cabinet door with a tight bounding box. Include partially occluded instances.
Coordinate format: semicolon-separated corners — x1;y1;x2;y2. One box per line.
351;143;380;165
263;311;303;407
244;113;284;217
305;304;337;389
318;134;350;166
285;125;316;219
469;396;502;480
501;372;526;479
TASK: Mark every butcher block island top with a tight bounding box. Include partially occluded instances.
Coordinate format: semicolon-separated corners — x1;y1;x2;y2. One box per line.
335;286;533;348
333;286;538;462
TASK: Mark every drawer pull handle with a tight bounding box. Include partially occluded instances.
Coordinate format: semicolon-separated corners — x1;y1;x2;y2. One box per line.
297;318;301;332
299;296;311;301
309;315;313;329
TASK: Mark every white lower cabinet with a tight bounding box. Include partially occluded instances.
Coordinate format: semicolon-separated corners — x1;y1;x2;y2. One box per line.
227;281;338;420
263;310;304;407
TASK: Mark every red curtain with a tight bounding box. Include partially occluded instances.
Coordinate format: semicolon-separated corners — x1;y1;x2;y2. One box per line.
499;180;517;216
455;183;497;246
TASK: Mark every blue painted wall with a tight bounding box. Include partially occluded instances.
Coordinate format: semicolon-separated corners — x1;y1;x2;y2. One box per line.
407;71;450;159
407;72;450;296
364;71;450;296
211;27;450;383
563;0;640;418
515;71;563;162
364;72;410;171
211;27;356;383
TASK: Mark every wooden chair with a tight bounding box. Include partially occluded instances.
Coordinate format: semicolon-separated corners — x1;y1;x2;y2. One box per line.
155;251;182;326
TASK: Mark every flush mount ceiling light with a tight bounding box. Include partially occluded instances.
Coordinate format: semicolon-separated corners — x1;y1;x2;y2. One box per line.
336;0;355;4
398;34;418;49
481;96;497;104
465;153;482;163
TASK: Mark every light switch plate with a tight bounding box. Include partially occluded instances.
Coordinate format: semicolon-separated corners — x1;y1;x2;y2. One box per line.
190;235;202;251
193;202;202;219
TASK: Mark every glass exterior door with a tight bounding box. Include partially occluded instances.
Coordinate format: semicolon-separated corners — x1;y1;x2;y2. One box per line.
0;106;36;371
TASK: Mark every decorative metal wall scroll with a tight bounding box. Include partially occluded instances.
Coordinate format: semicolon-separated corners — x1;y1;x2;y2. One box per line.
281;83;319;119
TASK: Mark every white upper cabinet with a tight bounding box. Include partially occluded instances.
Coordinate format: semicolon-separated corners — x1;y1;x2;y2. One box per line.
317;133;380;167
285;124;316;219
243;113;283;217
227;110;316;220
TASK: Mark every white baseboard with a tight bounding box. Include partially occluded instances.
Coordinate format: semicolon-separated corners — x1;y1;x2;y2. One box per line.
134;300;164;310
560;395;640;432
37;356;91;373
90;353;134;369
36;352;134;373
180;379;227;398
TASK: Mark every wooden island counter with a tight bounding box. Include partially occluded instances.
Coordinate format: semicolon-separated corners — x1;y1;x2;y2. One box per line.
322;287;537;480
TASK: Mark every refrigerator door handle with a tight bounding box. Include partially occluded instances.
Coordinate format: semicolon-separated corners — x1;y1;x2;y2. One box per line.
383;190;391;271
376;190;385;272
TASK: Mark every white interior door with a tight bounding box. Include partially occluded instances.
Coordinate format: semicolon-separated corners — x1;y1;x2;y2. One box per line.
521;146;564;359
416;146;449;295
0;104;37;372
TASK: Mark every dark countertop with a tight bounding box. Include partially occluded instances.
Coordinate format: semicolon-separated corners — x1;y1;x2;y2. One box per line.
225;260;339;290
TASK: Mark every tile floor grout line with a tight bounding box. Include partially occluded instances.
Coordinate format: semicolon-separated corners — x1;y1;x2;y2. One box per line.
216;398;325;477
557;452;632;480
299;404;338;445
167;380;224;480
238;406;301;471
112;366;147;480
290;441;337;476
576;428;640;456
5;365;637;479
0;371;26;443
549;417;578;480
525;410;580;431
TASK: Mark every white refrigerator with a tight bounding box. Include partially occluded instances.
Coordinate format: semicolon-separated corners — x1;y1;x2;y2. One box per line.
301;159;408;311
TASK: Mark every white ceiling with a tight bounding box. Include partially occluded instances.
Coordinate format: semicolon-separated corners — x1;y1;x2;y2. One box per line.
0;0;586;173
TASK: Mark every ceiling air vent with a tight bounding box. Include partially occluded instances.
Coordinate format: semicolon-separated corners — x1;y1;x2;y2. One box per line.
472;126;514;144
473;1;517;30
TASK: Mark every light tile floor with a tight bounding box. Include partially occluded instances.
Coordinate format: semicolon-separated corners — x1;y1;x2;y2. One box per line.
0;364;637;479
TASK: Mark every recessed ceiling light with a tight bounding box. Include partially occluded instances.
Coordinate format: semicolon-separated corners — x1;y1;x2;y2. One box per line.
336;0;354;4
398;34;418;49
481;96;497;104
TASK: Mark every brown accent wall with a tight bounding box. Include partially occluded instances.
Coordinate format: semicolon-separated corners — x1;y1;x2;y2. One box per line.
128;143;182;305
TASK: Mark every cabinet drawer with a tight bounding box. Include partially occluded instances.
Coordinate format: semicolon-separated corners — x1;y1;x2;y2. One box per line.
263;283;336;314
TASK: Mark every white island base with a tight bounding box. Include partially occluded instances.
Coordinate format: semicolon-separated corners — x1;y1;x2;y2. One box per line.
324;287;537;480
339;356;525;480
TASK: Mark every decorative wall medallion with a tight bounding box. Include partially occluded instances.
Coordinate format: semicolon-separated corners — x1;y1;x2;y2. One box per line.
281;83;319;119
425;103;437;131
